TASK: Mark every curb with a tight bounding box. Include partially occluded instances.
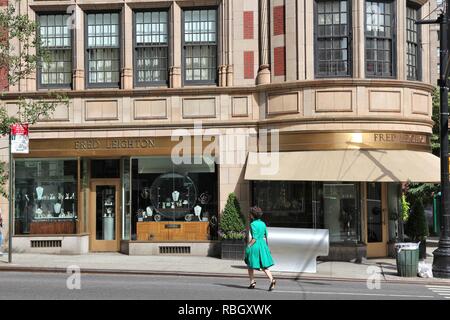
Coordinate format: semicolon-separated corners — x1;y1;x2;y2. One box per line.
1;265;450;286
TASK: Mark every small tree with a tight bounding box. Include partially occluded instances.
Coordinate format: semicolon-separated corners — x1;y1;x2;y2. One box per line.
405;199;429;242
218;193;246;240
0;2;67;196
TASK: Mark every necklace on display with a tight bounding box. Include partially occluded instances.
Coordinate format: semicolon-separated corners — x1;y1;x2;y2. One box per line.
36;186;44;200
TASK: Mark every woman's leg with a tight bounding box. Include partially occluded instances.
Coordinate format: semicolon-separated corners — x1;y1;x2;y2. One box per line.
263;268;274;282
248;268;255;284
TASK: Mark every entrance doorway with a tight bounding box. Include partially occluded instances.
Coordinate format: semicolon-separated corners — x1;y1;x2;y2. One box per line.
89;178;121;252
366;183;388;257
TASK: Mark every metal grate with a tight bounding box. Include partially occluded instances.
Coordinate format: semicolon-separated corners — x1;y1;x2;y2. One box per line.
159;246;191;255
31;240;62;248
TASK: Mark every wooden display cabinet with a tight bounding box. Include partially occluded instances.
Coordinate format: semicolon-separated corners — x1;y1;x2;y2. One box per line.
137;221;209;241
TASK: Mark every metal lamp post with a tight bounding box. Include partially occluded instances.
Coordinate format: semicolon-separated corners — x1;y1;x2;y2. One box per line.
433;0;450;279
418;0;450;278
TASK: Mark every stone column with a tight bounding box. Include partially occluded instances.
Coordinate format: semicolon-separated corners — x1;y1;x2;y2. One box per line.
121;4;133;90
73;5;85;90
257;0;271;84
170;2;182;88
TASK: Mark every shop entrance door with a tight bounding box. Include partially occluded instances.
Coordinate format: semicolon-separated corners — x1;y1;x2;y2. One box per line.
366;183;388;258
89;179;121;252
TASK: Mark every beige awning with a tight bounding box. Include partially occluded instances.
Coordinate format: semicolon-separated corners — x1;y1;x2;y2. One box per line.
245;150;440;183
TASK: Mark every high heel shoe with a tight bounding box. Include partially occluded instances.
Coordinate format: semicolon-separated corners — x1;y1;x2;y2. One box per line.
268;279;276;291
248;281;256;289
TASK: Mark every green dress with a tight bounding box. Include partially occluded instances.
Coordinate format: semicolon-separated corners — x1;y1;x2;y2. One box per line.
244;219;274;270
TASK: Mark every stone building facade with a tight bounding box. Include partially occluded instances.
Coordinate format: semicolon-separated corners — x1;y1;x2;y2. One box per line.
0;0;440;260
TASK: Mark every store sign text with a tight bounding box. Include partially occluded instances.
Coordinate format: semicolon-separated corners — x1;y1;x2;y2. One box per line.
74;138;155;150
373;133;428;145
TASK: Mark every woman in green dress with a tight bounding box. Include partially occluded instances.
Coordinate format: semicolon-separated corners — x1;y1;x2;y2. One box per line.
244;206;276;291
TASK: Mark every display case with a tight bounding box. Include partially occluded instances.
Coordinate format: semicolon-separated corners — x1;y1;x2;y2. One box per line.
14;160;78;235
99;187;115;241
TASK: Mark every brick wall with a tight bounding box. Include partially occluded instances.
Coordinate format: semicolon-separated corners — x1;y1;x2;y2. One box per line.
273;5;285;36
0;0;8;91
274;47;285;76
244;51;254;79
243;11;254;40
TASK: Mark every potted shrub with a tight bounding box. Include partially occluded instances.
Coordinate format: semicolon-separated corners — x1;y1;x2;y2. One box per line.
405;199;429;260
219;193;246;260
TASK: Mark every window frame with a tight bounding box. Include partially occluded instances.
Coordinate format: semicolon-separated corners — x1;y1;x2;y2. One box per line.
364;0;397;79
36;12;74;90
313;0;353;78
84;10;122;89
132;9;170;88
406;2;422;81
182;6;219;86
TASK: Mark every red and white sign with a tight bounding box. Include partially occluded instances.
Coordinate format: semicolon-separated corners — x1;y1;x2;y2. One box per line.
11;123;29;154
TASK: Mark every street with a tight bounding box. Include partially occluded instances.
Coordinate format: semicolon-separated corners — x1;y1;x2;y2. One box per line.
0;271;449;300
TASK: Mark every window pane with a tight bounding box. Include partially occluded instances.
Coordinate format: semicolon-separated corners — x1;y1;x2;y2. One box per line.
87;13;120;85
134;10;169;84
39;14;72;86
314;1;351;77
183;9;218;83
365;1;395;77
406;5;420;80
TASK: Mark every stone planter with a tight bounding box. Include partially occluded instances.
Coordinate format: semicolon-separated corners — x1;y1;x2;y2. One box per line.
221;239;246;260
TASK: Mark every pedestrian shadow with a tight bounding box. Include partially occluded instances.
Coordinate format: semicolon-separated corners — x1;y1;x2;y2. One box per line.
213;283;269;291
231;265;248;269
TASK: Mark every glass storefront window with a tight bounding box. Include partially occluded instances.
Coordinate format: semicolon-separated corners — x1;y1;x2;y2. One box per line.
321;182;361;243
14;159;78;235
387;183;401;242
252;181;362;243
130;156;218;241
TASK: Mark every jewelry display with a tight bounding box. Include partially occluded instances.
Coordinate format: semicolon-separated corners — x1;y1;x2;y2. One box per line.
194;205;202;220
172;190;180;202
36;186;44;200
54;203;62;214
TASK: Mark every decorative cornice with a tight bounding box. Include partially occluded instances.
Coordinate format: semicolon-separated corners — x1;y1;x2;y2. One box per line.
0;79;436;100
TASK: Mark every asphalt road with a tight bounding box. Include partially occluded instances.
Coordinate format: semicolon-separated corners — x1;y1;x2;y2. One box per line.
0;271;449;300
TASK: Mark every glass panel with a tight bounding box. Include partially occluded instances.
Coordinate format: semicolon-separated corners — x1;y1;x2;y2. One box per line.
252;181;361;243
96;186;116;241
365;1;394;77
367;183;382;243
131;157;218;241
387;183;401;242
14;160;78;235
314;0;350;77
322;183;360;242
123;158;131;240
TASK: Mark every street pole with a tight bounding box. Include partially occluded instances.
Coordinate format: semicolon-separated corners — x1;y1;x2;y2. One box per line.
8;132;12;263
433;1;450;279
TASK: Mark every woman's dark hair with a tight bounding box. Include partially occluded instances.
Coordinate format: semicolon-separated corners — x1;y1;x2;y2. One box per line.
249;206;263;219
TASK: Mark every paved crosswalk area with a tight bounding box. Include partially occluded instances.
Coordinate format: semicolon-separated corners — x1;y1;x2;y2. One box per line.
427;286;450;299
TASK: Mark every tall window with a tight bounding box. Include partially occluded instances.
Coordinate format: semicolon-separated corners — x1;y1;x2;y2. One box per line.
134;11;169;86
183;8;217;84
86;12;120;88
365;1;395;77
406;4;420;80
315;0;352;77
38;14;72;88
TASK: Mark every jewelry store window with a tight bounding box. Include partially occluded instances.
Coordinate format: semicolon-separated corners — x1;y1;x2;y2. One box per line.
252;181;362;243
14;159;78;235
130;156;218;241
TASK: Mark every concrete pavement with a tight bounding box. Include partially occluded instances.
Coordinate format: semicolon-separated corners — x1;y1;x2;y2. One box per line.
1;248;450;285
0;271;447;300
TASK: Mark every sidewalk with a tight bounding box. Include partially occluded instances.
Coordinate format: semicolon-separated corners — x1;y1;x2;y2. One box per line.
1;248;450;285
